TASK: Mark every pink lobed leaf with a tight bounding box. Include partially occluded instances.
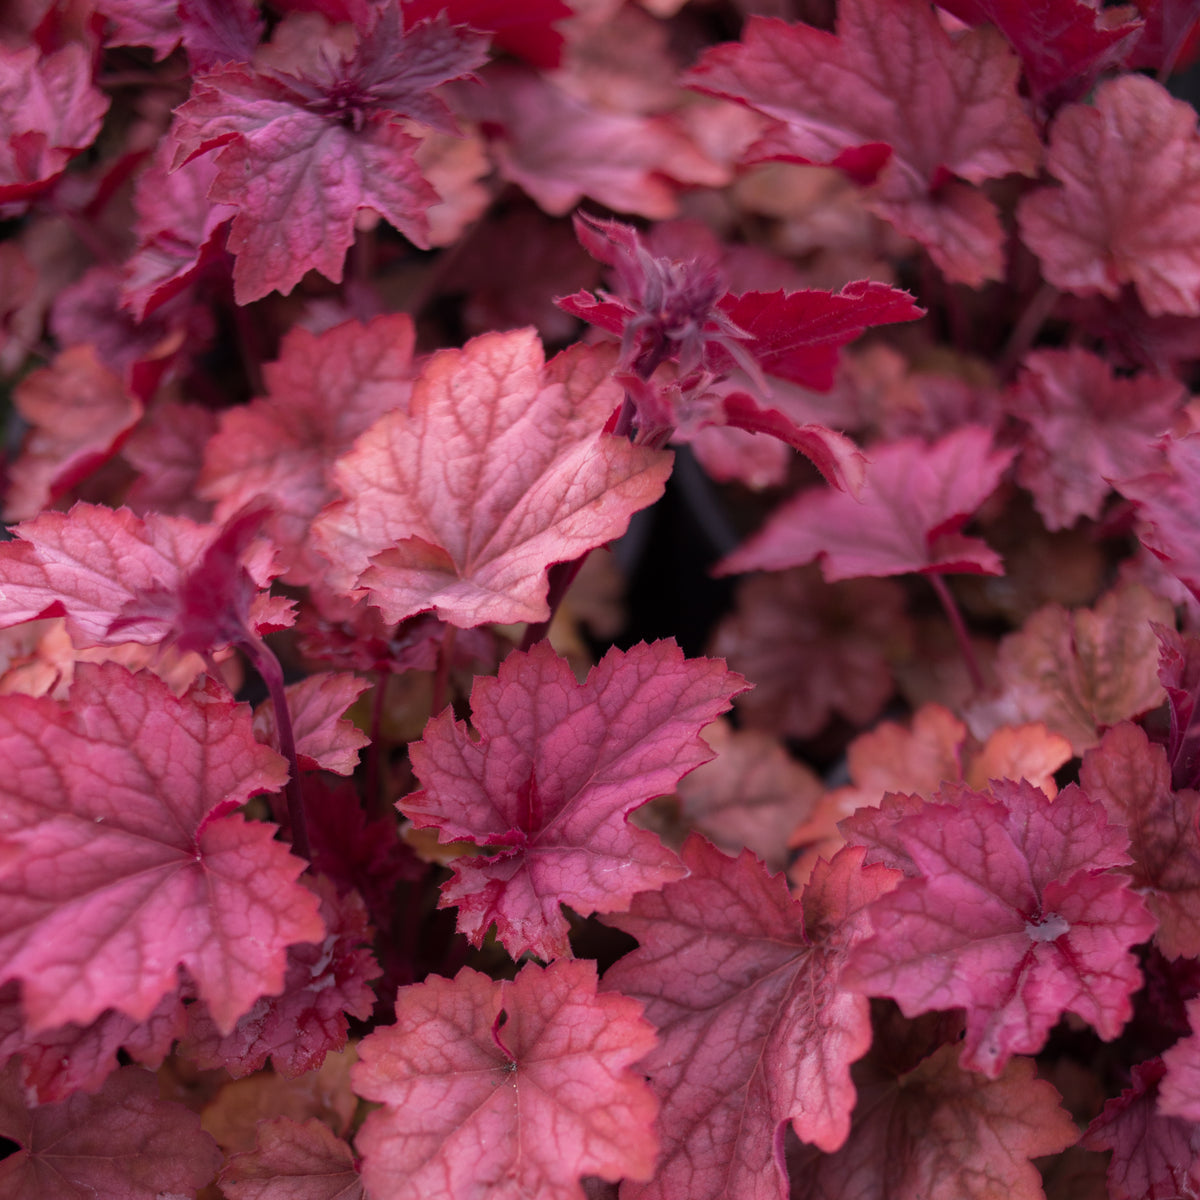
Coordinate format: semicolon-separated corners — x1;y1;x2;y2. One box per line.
717;426;1014;581
0;981;184;1103
1079;722;1200;960
1119;431;1200;601
0;43;109;204
0;501;292;653
405;640;745;959
1008;347;1183;531
352;959;659;1200
686;0;1041;284
790;1039;1078;1200
200;314;418;585
0;662;323;1034
183;876;378;1078
602;837;901;1200
5;344;144;523
937;0;1143;107
254;672;371;775
313;330;672;629
1081;1058;1200;1200
1018;74;1200;316
843;778;1157;1077
0;1061;222;1199
1161;997;1200;1121
168;11;490;301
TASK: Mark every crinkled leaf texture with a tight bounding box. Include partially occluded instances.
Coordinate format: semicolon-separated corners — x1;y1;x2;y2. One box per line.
938;0;1143;107
790;1041;1078;1200
686;0;1040;284
1080;722;1200;960
406;640;745;960
1161;997;1200;1120
843;779;1156;1077
0;981;184;1105
1018;74;1200;315
352;959;659;1200
717;427;1013;580
201;313;418;585
0;43;109;203
602;837;901;1200
314;330;673;629
1081;1058;1200;1200
1120;432;1200;600
6;344;144;523
968;581;1173;755
182;876;378;1078
254;673;371;775
168;11;490;300
1009;347;1182;531
219;1117;365;1199
0;1061;222;1199
0;501;291;652
0;662;323;1034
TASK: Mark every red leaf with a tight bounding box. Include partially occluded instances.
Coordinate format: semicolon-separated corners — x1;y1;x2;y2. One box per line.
0;43;109;204
1079;722;1200;960
220;1117;365;1200
5;345;143;523
353;960;659;1200
168;11;490;301
843;779;1156;1077
201;314;417;585
938;0;1143;107
0;662;323;1034
254;673;370;775
717;427;1013;580
183;876;378;1078
717;284;923;392
602;838;900;1200
0;502;291;653
313;331;672;629
401;0;570;68
1081;1058;1200;1200
790;1040;1078;1200
1009;348;1183;531
1018;74;1200;316
0;1062;222;1199
406;640;744;959
686;0;1040;284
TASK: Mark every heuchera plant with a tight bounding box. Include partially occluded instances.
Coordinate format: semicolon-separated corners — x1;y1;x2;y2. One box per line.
5;0;1200;1196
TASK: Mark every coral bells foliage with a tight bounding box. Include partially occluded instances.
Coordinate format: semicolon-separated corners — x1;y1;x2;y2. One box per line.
12;2;1200;1199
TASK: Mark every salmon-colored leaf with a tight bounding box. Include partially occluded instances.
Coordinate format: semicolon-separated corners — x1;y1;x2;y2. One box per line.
353;960;659;1200
314;331;672;629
